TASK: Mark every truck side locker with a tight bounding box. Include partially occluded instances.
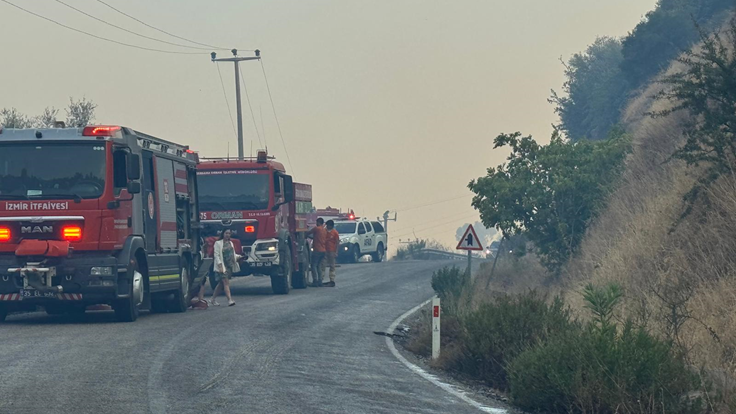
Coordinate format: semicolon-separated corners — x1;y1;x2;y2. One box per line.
141;151;159;291
151;156;182;292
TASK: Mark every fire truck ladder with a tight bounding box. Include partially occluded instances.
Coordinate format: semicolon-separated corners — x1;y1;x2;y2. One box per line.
135;131;193;159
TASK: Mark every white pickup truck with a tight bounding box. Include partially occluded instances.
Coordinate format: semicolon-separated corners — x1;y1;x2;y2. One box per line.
333;219;387;263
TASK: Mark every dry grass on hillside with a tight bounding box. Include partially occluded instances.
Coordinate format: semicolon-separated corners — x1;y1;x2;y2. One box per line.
564;56;736;392
472;42;736;401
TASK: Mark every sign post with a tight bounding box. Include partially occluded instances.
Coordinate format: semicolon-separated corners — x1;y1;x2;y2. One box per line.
456;224;483;278
432;296;441;361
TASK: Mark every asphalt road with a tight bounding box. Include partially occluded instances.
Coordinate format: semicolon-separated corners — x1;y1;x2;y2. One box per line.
0;260;502;414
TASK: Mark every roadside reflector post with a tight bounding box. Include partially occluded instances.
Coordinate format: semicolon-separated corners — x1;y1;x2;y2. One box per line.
432;296;441;361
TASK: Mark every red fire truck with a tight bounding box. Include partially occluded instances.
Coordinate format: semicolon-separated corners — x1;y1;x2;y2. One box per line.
197;150;311;294
0;126;207;322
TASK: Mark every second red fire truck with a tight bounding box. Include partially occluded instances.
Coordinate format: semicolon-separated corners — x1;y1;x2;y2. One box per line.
197;150;312;294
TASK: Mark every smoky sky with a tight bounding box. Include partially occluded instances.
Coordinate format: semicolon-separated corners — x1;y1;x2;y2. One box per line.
0;0;657;251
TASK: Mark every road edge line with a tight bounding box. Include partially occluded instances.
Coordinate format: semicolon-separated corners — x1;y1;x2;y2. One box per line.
385;299;506;414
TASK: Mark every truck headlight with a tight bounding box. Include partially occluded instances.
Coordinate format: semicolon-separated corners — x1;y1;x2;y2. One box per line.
91;266;114;276
256;242;278;252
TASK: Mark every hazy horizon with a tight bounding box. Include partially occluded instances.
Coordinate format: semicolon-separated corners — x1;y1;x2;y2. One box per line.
0;0;658;250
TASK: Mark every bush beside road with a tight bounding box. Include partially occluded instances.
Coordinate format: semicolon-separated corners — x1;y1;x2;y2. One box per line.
404;266;703;413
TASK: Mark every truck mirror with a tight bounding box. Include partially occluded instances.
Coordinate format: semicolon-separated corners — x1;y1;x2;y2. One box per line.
283;175;294;203
127;181;142;195
127;154;141;181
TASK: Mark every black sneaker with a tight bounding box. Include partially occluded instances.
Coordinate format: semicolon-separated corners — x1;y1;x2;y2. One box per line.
324;281;335;287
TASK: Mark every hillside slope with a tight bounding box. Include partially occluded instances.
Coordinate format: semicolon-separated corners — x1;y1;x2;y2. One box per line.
564;38;736;380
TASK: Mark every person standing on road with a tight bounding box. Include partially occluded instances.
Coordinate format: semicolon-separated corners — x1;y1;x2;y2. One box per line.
308;218;326;287
323;220;339;287
211;229;241;306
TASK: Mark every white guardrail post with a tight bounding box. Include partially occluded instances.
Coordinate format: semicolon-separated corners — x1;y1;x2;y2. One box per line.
432;296;441;360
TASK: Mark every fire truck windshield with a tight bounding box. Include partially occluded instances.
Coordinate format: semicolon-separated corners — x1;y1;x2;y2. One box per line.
197;172;270;211
0;143;106;200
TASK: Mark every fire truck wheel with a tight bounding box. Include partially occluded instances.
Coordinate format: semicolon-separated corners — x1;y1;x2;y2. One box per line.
0;306;7;322
169;261;190;313
292;243;310;289
371;243;385;263
114;257;143;322
292;267;308;289
351;245;361;263
271;249;291;295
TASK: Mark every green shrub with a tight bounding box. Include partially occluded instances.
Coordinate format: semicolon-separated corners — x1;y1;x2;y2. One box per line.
431;266;469;315
461;291;574;390
393;240;426;260
508;284;701;413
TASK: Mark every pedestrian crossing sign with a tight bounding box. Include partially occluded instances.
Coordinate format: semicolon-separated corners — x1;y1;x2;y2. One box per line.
456;224;483;251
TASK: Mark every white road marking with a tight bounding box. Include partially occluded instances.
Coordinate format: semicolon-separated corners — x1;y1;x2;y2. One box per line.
386;298;507;414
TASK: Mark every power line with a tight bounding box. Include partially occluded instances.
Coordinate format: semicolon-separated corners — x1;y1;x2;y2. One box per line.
95;0;240;51
54;0;213;51
238;65;264;149
395;194;473;213
260;59;294;173
0;0;207;55
392;217;481;246
216;63;238;140
390;212;479;239
391;212;465;237
409;217;483;242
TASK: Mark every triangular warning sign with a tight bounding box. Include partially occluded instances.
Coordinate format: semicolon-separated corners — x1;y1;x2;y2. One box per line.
456;224;483;251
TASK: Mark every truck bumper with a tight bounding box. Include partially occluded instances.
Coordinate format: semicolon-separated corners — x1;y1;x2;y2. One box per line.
234;238;280;276
0;254;123;307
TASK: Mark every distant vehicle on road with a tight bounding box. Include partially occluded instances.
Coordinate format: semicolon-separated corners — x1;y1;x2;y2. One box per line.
334;218;387;263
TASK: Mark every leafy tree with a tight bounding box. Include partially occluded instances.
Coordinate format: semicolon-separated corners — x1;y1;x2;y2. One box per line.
551;37;629;141
65;97;97;128
469;129;630;272
34;107;59;128
0;108;32;128
654;18;736;218
0;99;96;129
621;0;733;89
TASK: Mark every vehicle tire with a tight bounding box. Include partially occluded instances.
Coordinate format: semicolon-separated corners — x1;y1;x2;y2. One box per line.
168;260;190;313
292;245;309;289
114;256;143;322
0;306;7;322
351;245;361;263
371;243;385;263
271;249;291;294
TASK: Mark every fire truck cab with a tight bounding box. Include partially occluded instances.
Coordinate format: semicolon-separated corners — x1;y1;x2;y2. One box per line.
0;126;207;322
